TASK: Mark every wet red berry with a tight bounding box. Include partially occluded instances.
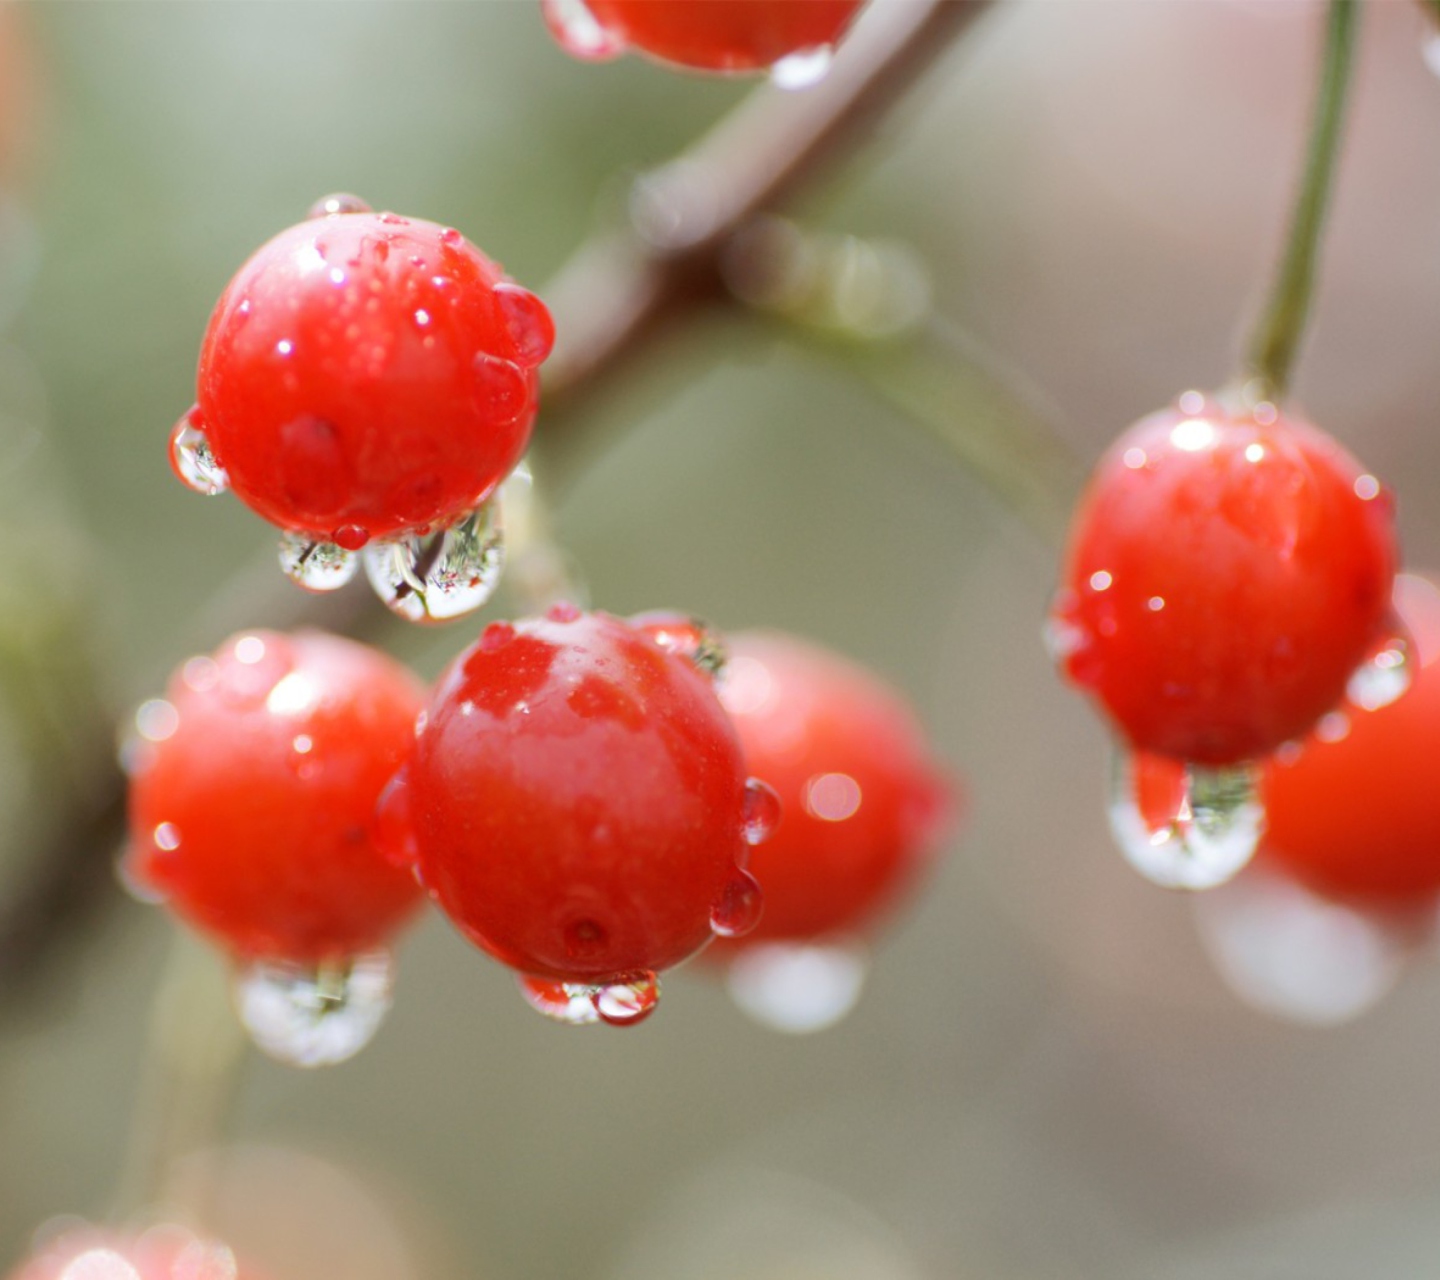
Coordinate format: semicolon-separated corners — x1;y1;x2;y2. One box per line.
543;0;864;75
1051;393;1398;765
126;630;427;963
1261;574;1440;907
398;609;756;988
711;633;954;948
177;202;552;545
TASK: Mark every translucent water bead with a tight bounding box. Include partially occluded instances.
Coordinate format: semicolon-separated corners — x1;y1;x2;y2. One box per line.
234;951;395;1067
363;499;504;623
518;971;660;1028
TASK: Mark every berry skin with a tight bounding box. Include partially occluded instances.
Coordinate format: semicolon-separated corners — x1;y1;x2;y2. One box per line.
127;630;427;963
1050;394;1397;765
395;608;757;986
544;0;864;74
178;202;552;546
1260;574;1440;908
710;633;955;948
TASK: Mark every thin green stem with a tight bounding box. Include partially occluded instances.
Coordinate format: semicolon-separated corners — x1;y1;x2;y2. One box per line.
1243;0;1359;402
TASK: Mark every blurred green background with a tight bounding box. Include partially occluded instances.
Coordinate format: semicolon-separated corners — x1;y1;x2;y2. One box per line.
4;2;1440;1278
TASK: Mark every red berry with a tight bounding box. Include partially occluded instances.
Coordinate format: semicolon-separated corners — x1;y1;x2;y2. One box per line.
543;0;864;76
7;1225;256;1280
126;630;426;963
176;202;551;547
394;609;758;1008
711;632;955;948
1050;393;1397;765
1260;574;1440;907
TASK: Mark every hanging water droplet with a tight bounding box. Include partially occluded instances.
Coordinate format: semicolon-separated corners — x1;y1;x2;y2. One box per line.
742;777;782;846
770;45;834;90
362;500;504;623
711;870;764;938
277;532;359;593
307;193;372;219
518;976;601;1026
1346;627;1412;711
1108;750;1263;890
593;971;660;1026
169;410;229;496
541;0;625;60
1192;867;1407;1026
726;941;868;1034
234;951;394;1067
493;283;555;368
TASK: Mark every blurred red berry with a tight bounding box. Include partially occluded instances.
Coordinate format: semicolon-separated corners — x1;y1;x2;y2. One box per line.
7;1225;255;1280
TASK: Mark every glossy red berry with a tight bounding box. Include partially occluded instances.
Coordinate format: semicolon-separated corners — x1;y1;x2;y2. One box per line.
1050;393;1397;765
389;608;760;1017
126;630;426;963
712;632;954;948
543;0;864;77
174;201;551;548
1260;574;1440;908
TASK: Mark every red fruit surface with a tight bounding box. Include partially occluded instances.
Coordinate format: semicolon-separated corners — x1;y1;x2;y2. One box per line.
1261;574;1440;907
128;630;426;962
712;633;954;947
406;610;750;981
193;207;550;542
559;0;863;72
1051;394;1397;765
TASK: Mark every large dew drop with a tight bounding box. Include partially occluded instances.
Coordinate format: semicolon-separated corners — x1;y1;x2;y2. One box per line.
518;976;601;1026
1192;867;1408;1026
710;870;764;938
518;971;660;1027
234;951;394;1067
594;971;660;1026
278;532;359;593
363;500;504;623
170;411;229;496
770;46;834;90
540;0;624;60
1108;750;1263;891
726;942;868;1034
742;777;782;847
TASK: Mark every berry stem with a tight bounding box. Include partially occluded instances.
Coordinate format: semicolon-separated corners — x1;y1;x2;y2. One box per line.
1243;0;1359;403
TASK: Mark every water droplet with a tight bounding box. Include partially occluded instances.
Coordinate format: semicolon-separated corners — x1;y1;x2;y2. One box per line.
278;532;359;593
711;870;764;938
1108;750;1263;890
234;951;394;1067
546;601;582;624
742;777;782;846
629;611;726;677
372;770;418;872
473;353;529;423
169;409;229;495
1346;624;1412;712
770;45;834;90
333;523;370;551
541;0;625;60
439;227;464;249
307;193;371;218
518;976;601;1026
363;501;505;623
726;942;868;1034
1193;867;1407;1026
493;283;555;368
593;971;660;1026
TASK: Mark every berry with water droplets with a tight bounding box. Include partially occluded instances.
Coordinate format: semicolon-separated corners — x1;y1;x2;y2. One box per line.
176;202;552;549
126;630;426;963
1051;393;1398;765
396;609;762;1016
542;0;863;75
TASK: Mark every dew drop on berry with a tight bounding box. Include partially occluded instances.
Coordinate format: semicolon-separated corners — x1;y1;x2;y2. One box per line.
307;193;372;219
1107;750;1263;891
372;770;419;873
492;283;555;369
630;611;727;677
710;869;764;938
363;501;505;624
473;353;530;424
769;45;835;90
333;524;370;552
277;532;359;593
518;976;602;1026
1191;866;1408;1026
742;777;782;846
592;971;660;1026
233;950;395;1068
1345;622;1413;712
169;409;230;496
546;601;582;624
541;0;625;61
725;941;868;1034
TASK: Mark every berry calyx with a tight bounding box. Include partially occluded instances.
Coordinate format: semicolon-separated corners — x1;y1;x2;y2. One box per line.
1261;573;1440;908
393;608;761;1013
126;630;426;964
176;202;551;551
542;0;864;77
712;632;955;947
1051;392;1398;766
